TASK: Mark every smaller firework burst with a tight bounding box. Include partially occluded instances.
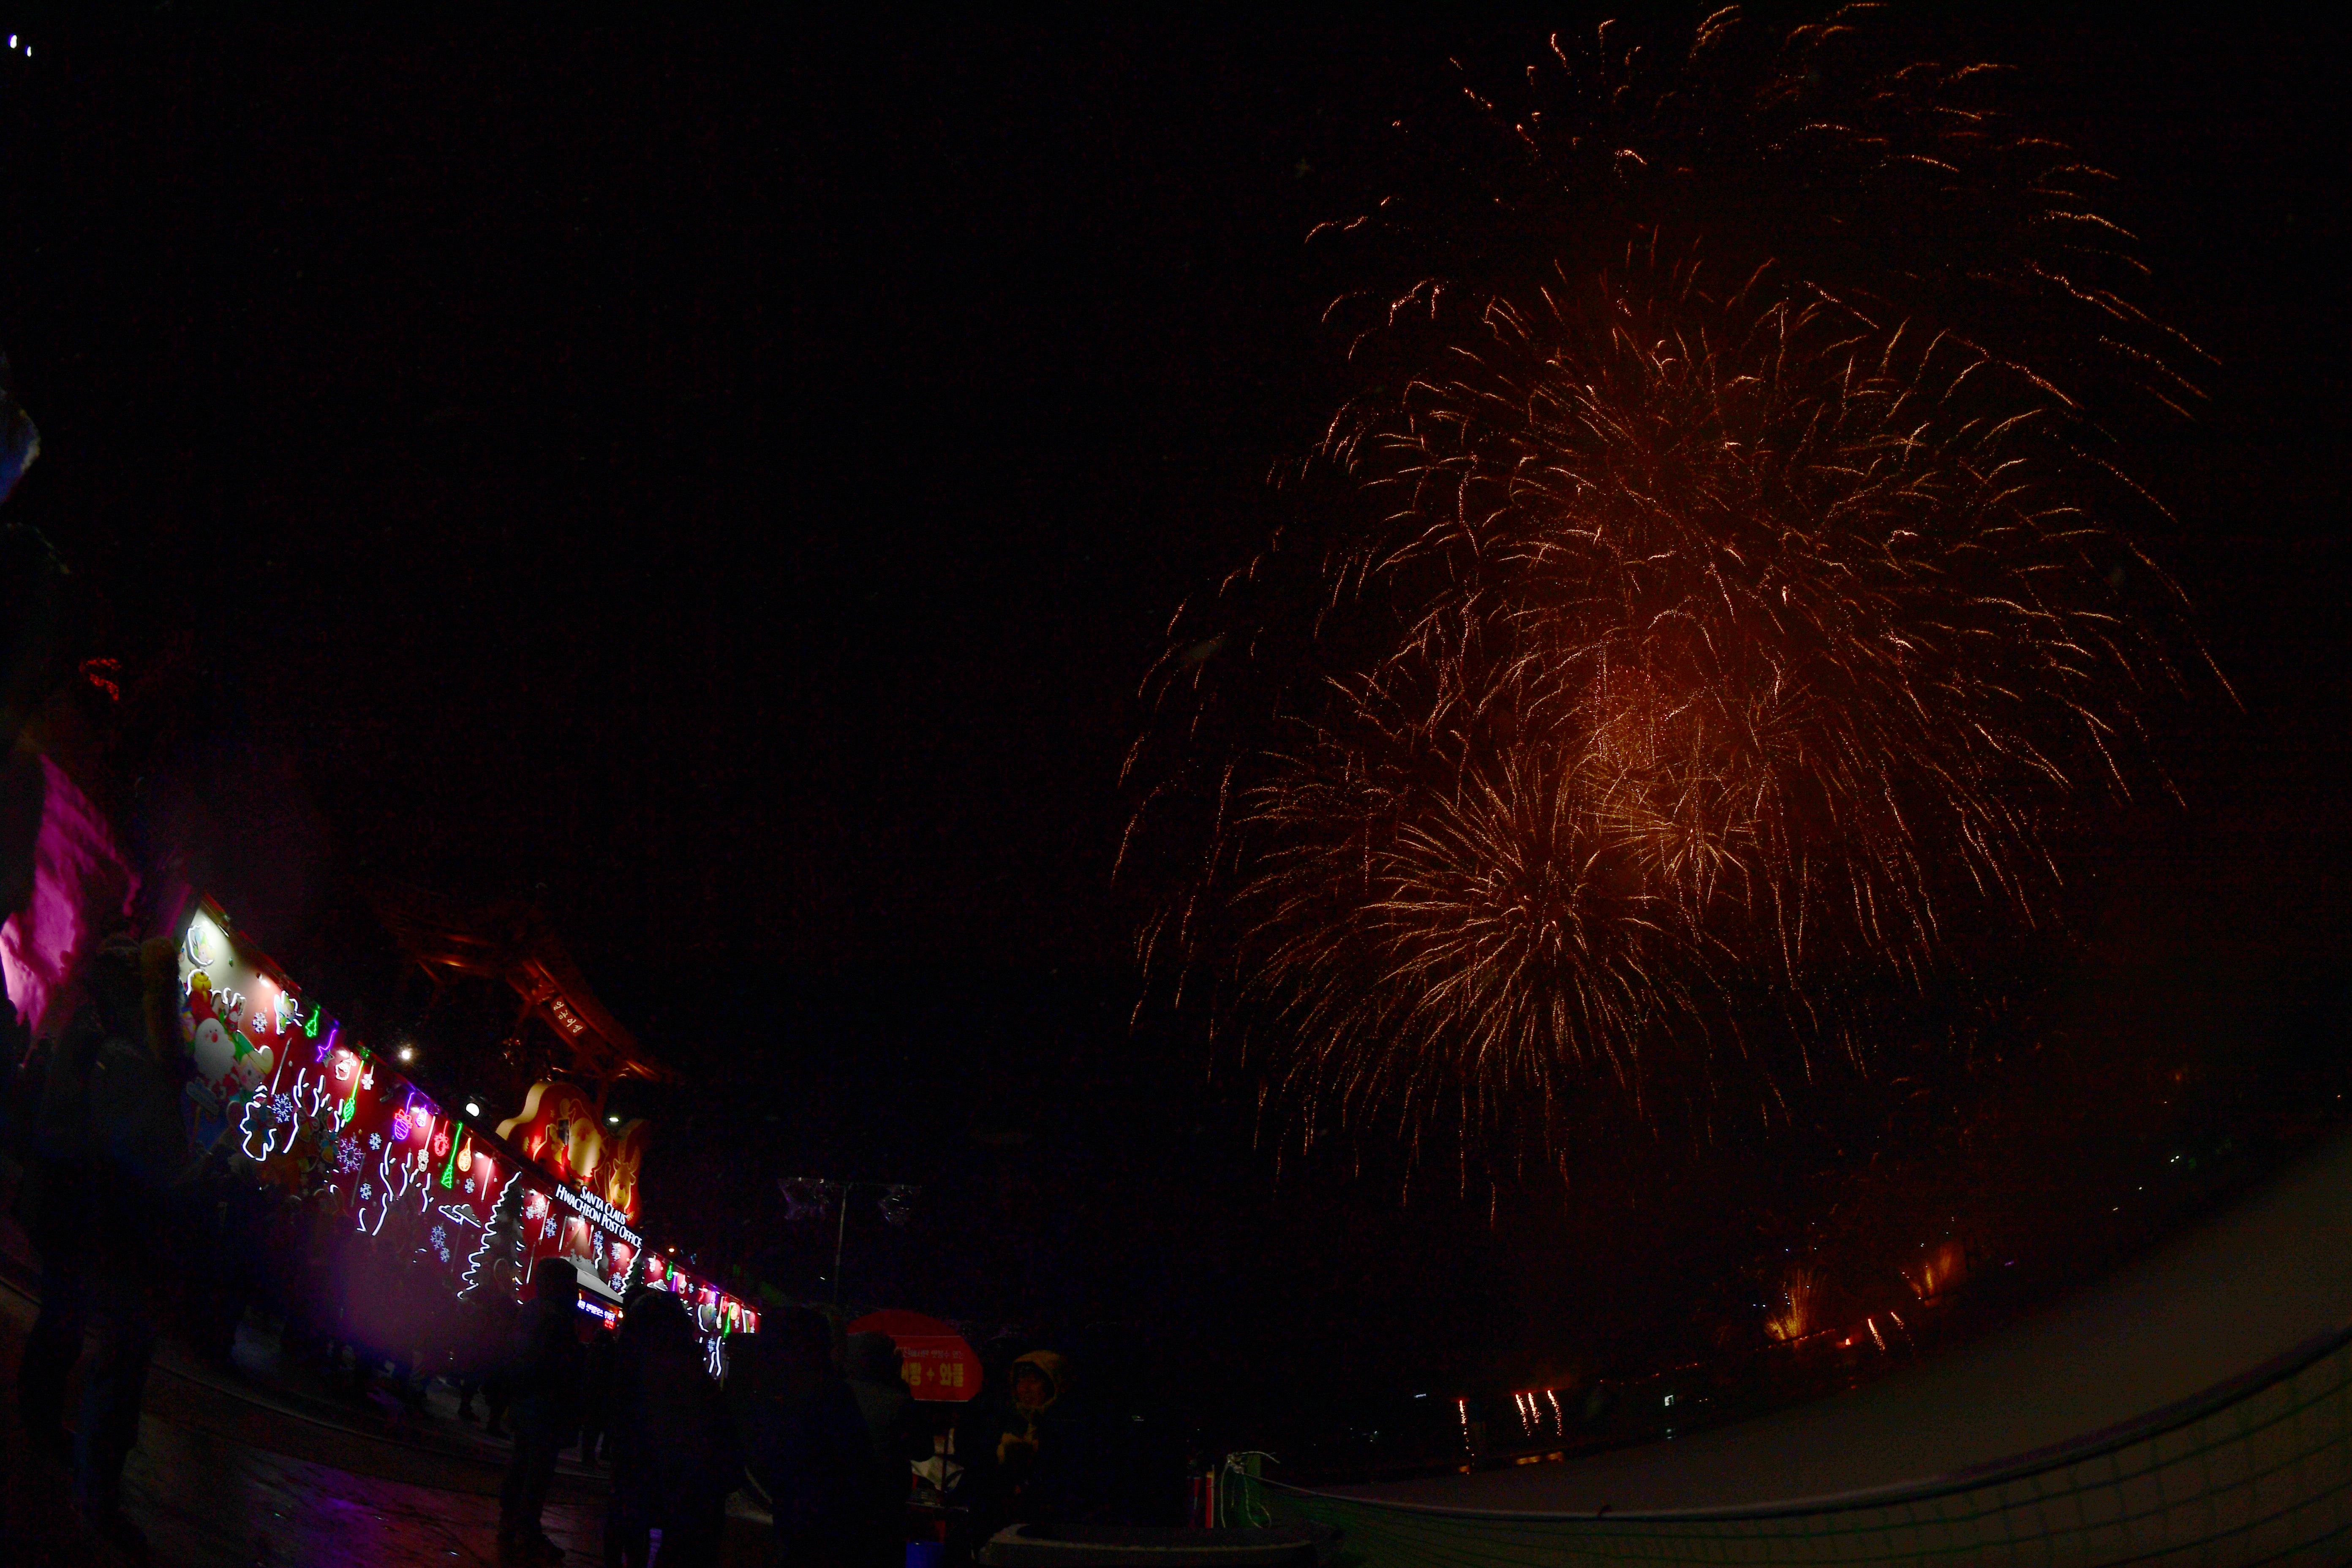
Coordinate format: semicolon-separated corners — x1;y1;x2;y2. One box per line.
1766;1265;1824;1344
1904;1238;1968;1302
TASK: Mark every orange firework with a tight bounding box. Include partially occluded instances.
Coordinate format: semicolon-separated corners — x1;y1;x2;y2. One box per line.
1767;1267;1823;1344
1124;11;2216;1170
1905;1239;1968;1301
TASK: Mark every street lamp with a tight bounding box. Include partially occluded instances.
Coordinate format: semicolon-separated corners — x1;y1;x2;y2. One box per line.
779;1178;920;1304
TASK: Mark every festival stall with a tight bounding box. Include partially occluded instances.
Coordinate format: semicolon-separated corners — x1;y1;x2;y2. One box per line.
176;896;756;1367
495;1075;759;1372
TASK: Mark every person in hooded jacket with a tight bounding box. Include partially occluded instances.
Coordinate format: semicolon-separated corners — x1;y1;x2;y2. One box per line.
604;1290;742;1567
993;1350;1117;1526
15;931;189;1559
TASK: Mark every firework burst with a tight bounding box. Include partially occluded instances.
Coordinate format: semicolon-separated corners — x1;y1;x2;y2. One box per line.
1125;10;2215;1173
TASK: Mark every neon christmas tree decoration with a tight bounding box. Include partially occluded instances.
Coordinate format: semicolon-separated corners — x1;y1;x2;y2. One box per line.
460;1172;523;1299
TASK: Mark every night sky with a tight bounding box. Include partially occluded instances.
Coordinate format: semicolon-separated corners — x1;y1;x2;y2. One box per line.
2;13;2348;1448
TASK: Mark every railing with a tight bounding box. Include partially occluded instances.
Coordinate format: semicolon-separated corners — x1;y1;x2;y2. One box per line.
1221;1321;2352;1565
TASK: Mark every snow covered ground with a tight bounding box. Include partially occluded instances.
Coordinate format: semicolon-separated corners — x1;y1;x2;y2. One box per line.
1338;1123;2352;1514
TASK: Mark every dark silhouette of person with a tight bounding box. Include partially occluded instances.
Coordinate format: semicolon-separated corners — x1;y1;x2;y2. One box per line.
741;1306;877;1568
475;1280;526;1437
604;1290;741;1567
16;932;190;1561
579;1324;619;1464
499;1256;585;1565
846;1331;928;1560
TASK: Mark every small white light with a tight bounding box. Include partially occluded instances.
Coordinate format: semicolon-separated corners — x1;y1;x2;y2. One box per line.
606;1114;620;1125
465;1100;482;1117
8;36;16;48
397;1046;414;1063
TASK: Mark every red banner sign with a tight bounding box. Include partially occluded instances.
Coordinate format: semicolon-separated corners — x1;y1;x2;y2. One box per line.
849;1309;982;1402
